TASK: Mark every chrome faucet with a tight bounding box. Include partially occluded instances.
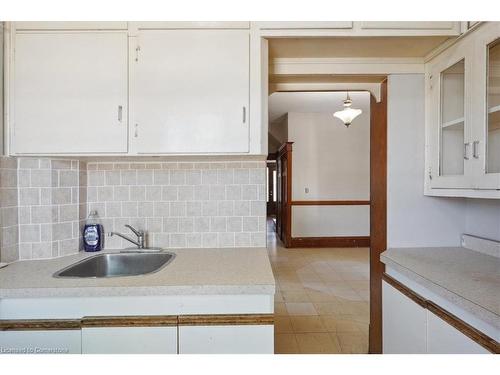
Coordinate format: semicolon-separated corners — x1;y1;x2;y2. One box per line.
109;224;145;249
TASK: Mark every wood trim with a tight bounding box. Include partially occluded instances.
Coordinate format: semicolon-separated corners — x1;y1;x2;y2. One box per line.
426;302;500;354
369;78;388;354
382;273;427;308
0;314;274;331
382;273;500;354
81;315;178;328
178;314;274;326
291;200;370;206
0;319;80;331
290;236;370;248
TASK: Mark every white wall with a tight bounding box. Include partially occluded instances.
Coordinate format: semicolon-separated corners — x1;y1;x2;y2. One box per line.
464;199;500;241
286;97;370;237
387;74;467;248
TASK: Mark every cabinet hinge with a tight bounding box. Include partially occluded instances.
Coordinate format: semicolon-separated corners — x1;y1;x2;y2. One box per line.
134;124;139;138
135;46;141;62
428;167;432;180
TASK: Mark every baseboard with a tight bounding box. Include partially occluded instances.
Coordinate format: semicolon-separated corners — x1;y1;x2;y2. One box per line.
289;236;370;248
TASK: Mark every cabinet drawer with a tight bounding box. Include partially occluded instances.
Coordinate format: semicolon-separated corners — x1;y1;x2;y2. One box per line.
0;330;81;354
81;327;177;354
178;325;274;354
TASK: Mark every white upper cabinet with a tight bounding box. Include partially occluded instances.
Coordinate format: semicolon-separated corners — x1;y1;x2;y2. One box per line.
133;30;250;154
470;25;500;190
12;32;129;154
425;22;500;197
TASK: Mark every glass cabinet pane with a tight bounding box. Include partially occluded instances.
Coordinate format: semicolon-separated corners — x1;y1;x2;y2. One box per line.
487;39;500;174
440;59;465;176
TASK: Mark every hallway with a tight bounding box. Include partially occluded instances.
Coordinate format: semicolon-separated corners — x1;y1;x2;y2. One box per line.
268;220;370;354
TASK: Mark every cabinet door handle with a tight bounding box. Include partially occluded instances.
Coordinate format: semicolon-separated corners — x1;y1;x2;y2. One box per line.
463;142;470;160
243;106;246;123
118;105;123;123
473;141;479;159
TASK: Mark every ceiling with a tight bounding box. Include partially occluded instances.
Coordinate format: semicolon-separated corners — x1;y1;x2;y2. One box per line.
268;36;451;59
268;91;370;124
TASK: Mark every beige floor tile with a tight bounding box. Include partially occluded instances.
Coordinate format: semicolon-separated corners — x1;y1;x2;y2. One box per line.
275;302;288;316
274;292;284;303
306;290;338;302
286;302;318;316
275;333;300;354
295;333;341;354
290;316;326;333
335;332;368;354
313;302;343;315
318;315;337;332
267;219;370;355
275;316;294;333
281;290;310;303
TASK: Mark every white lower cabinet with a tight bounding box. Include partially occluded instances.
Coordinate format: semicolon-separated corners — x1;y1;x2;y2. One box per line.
81;327;178;354
383;279;492;354
427;312;488;354
0;330;81;354
178;325;274;354
382;281;427;353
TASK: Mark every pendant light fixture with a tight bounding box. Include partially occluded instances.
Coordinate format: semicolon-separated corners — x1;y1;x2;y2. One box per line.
333;92;362;127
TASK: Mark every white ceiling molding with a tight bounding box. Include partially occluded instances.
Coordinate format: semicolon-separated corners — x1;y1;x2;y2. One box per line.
269;82;382;102
270;57;424;76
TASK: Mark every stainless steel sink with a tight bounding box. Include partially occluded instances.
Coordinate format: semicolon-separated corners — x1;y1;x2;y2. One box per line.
53;251;175;278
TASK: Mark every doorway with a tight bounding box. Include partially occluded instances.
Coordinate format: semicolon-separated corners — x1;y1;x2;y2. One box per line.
266;85;387;354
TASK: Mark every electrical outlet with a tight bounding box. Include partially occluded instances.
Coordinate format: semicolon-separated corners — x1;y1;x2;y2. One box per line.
305;187;309;194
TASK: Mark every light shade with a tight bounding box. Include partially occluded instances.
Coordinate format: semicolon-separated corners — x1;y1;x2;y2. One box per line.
333;95;362;127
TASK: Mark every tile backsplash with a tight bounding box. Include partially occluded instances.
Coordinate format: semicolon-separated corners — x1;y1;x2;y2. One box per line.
87;161;267;250
17;158;85;260
0;157;267;261
0;157;19;262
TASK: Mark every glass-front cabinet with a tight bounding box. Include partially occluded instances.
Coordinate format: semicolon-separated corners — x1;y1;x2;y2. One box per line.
426;22;500;197
427;39;473;189
471;23;500;190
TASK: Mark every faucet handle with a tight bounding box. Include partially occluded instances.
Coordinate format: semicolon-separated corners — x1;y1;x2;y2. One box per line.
124;224;143;237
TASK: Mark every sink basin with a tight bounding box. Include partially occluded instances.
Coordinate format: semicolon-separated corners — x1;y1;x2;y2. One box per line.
53;251;175;278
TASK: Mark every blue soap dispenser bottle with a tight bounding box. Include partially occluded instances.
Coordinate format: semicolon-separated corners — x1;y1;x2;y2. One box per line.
83;211;102;252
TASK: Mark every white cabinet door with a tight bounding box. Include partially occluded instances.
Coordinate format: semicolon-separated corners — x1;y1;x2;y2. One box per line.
13;32;128;154
470;23;500;190
134;30;250;154
382;281;427;354
0;330;81;354
81;327;177;354
426;37;475;189
427;312;489;354
178;325;274;354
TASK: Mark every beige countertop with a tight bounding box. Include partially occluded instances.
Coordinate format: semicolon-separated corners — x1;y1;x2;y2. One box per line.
381;247;500;328
0;247;275;298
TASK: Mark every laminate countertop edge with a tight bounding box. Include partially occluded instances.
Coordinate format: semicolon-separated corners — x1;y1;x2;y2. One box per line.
381;248;499;330
0;247;276;298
